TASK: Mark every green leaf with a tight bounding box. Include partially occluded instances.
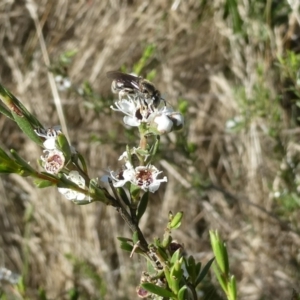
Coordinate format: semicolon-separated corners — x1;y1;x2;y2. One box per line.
136;191;149;222
72;199;93;205
10;149;36;174
141;282;175;299
76;152;88;173
161;234;172;248
89;180;110;204
0;102;13;120
228;275;237;300
169;261;183;295
120;241;133;253
133;44;156;76
185;256;197;283
177;285;187;300
156;246;168;261
149;135;160;158
0;148;32;175
130;183;141;200
170;261;183;294
0;147;12;161
146;259;156;275
68;287;79;300
195;257;215;286
0;83;43;144
222;242;229;275
178;99;188;114
117;237;132;243
210;230;227;274
33;178;55;188
164;266;172;290
169;211;183;229
117;187;130;206
13;113;43;145
56;133;72;162
0;149;18;173
170;249;181;265
38;287;48;300
212;263;227;292
132;231;139;244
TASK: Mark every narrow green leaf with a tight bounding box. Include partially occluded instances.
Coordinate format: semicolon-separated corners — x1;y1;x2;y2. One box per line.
146;259;157;275
89;180;110;204
212;264;227;293
132;231;139;244
150;135;160;158
169;211;183;229
228;275;237;300
153;238;162;248
76;152;88;173
170;249;181;265
194;262;201;281
0;152;23;173
141;282;175;298
13;113;43;145
38;287;47;300
161;234;172;248
0;103;13;120
130;183;141;200
117;187;130;206
33;178;55;188
169;275;180;295
72;199;93;205
10;149;36;174
170;262;183;294
210;230;226;274
177;285;187;300
185;256;197;283
156;246;168;261
136;191;149;222
164;266;172;290
117;237;132;243
0;83;43;127
222;242;230;275
56;133;71;162
0;83;44;144
195;257;215;286
120;242;133;253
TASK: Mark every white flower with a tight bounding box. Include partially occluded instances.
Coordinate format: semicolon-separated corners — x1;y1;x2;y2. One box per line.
55;75;71;91
35;126;62;150
41;149;65;174
58;171;89;201
110;97;153;127
167;111;184;129
110;162;167;193
36;126;66;173
0;267;21;285
150;107;184;134
153;113;174;133
225;116;243;130
118;151;129;161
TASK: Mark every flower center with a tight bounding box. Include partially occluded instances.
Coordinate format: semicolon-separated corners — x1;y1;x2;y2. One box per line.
136;169;152;186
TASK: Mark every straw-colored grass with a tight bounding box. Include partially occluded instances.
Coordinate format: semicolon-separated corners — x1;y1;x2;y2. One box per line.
0;0;299;299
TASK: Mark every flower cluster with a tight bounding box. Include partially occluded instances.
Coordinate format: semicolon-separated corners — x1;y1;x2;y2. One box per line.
111;90;184;135
35;127;88;202
35;127;66;174
107;73;183;193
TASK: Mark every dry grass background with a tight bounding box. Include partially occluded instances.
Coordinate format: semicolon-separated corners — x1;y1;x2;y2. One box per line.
0;0;300;299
